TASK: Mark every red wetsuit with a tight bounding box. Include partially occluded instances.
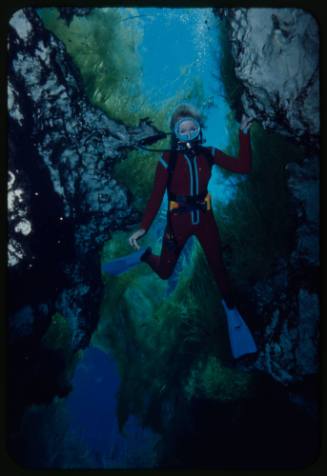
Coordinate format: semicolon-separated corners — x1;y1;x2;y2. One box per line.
139;129;252;307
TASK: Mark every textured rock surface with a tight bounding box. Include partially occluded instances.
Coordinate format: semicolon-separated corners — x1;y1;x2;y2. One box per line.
216;8;320;389
7;7;163;347
252;155;319;384
7;7;165;437
216;8;320;149
288;157;320;268
252;271;319;384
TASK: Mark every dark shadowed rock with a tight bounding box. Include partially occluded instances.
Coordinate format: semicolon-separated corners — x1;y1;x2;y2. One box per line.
6;7;165;441
214;8;320;395
7;7;164;346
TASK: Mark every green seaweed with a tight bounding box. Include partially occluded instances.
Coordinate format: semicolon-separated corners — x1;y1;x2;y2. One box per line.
93;227;256;433
38;7;206;133
38;7;147;126
215;121;303;288
184;355;253;402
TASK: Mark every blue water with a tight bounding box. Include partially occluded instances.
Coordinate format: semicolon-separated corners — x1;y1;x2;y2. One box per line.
65;346;160;467
138;8;230;147
66;346;120;454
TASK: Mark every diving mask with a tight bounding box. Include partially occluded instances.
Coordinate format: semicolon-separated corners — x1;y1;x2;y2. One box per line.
174;117;201;142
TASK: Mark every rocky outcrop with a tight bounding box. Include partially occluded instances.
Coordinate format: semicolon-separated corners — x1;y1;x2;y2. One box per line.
251;154;319;385
7;6;164;436
216;8;320;150
215;8;320;389
8;7;163;338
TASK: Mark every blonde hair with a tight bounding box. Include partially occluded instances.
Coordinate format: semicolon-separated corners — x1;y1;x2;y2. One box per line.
169;103;204;131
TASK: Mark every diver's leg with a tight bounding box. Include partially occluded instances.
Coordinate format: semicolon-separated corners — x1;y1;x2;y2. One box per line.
194;211;236;309
194;212;257;358
141;215;189;280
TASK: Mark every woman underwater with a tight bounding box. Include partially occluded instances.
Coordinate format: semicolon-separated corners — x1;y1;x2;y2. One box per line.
104;104;257;358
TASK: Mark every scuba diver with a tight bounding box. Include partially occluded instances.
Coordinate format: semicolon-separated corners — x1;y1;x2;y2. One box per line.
102;103;257;359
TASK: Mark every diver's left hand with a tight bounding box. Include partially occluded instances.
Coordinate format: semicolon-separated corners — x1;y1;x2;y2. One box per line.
240;114;255;134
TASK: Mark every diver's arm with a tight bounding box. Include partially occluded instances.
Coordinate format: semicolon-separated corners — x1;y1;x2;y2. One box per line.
211;128;252;174
139;154;169;233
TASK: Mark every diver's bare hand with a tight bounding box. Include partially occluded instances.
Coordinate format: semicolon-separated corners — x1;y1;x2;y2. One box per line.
240;114;255;134
128;228;146;250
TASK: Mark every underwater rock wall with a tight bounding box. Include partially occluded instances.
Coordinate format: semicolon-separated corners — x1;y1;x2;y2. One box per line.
216;8;320;150
8;7;162;337
252;155;319;386
7;6;163;435
216;8;320;387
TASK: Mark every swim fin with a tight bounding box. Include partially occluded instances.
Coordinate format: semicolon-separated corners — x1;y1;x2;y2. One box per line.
101;247;149;276
221;299;258;359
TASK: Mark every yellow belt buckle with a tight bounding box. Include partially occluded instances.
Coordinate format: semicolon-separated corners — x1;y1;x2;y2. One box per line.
169;200;179;211
204;193;211;211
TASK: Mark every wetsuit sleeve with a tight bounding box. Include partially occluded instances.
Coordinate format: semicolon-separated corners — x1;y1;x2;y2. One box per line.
140;154;169;232
211;128;252;173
